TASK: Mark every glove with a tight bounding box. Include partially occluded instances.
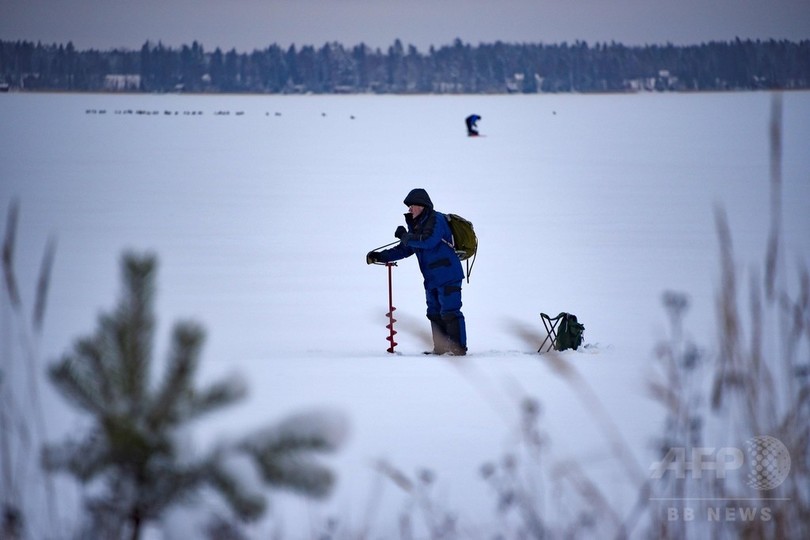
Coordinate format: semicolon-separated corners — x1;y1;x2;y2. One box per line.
394;226;407;239
366;251;379;264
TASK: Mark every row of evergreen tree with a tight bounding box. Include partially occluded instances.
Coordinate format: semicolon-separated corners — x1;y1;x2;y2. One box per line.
1;37;809;94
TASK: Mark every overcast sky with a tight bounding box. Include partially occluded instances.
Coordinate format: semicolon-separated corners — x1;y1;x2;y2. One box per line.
2;0;809;52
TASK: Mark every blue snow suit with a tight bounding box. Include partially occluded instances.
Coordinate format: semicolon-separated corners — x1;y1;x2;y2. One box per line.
375;195;467;350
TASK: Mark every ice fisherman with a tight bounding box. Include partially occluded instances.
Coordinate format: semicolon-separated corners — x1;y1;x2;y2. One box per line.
465;114;481;136
366;188;467;355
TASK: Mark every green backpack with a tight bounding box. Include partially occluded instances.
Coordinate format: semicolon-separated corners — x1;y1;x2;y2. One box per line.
555;313;585;351
445;213;478;282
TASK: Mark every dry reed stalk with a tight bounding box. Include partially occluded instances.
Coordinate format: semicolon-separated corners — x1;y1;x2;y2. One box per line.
1;200;59;534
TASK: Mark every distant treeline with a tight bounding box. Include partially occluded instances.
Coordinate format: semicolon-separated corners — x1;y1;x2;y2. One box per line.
1;38;809;94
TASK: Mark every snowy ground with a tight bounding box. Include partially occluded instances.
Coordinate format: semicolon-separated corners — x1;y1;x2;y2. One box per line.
2;91;809;538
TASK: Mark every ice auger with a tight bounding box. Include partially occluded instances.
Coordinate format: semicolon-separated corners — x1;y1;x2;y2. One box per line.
369;241;398;353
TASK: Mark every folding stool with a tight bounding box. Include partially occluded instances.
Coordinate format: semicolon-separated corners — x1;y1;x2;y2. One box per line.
538;312;567;353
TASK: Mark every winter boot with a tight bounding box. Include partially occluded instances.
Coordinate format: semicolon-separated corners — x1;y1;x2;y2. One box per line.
442;313;467;356
428;316;452;355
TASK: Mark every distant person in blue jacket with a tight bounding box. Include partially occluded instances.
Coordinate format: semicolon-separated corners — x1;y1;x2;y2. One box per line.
465;114;481;136
367;188;467;355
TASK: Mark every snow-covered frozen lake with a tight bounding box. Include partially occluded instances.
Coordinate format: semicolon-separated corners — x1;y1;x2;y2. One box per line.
2;91;809;538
